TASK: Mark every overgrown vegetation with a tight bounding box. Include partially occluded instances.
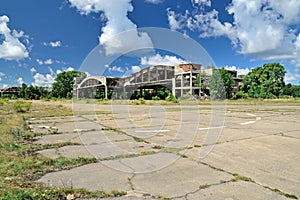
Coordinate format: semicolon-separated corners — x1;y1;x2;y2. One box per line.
12;101;32;113
239;63;287;99
1;63;299;101
0;101;128;199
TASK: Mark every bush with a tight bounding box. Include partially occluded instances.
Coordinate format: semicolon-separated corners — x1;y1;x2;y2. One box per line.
138;98;145;104
165;93;178;103
12;101;32;113
232;91;249;100
151;96;160;101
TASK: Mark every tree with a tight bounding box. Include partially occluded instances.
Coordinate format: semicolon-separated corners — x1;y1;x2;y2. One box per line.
18;84;50;100
209;68;235;100
18;83;27;98
283;84;300;97
240;63;286;98
51;71;86;98
209;70;226;100
218;68;235;98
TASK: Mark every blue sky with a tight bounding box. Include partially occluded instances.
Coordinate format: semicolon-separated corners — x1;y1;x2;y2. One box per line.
1;0;300;88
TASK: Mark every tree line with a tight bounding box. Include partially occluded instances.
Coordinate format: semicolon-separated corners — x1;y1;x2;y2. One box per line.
1;71;86;100
1;62;299;100
209;63;300;100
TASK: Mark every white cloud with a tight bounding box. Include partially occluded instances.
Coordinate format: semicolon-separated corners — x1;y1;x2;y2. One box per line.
141;54;187;66
192;0;211;7
32;67;75;87
43;41;62;48
168;0;300;64
0;15;29;60
33;73;55;87
56;67;74;74
224;65;251;76
36;58;53;65
36;59;43;65
68;0;153;55
285;69;300;83
131;65;141;73
30;67;36;73
295;34;300;50
1;84;8;88
107;65;124;73
44;59;53;65
17;77;24;85
145;0;164;4
167;9;182;31
0;72;4;81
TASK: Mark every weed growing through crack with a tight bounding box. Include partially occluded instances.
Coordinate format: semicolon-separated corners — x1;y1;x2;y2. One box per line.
0;101;126;199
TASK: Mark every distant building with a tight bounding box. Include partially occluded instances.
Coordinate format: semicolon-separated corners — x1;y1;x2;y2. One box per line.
73;64;243;99
0;87;19;97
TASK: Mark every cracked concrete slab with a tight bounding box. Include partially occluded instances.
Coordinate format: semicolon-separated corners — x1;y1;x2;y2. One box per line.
192;135;300;198
37;163;131;192
130;158;233;198
33;103;300;199
186;181;290;200
34;133;81;145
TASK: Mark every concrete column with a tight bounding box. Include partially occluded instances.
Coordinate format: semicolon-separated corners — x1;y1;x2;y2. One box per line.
148;68;150;82
123;86;126;100
181;74;183;97
105;86;108;99
164;67;167;80
190;71;193;95
172;78;175;97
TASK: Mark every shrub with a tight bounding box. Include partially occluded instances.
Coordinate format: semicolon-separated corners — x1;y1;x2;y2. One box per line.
12;101;32;113
232;91;249;100
165;93;178;103
151;96;160;101
138;98;145;104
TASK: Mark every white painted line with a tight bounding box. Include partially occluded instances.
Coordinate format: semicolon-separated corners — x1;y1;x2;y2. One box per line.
198;126;226;131
246;113;257;117
240;121;255;125
256;117;261;121
39;125;50;129
135;130;170;133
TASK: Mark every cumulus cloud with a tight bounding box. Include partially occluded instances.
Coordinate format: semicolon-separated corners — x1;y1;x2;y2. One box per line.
68;0;153;55
107;65;124;73
224;65;251;76
32;67;74;87
0;72;5;81
0;15;29;60
33;73;55;87
141;54;187;66
56;66;74;74
131;65;141;73
36;59;43;65
145;0;164;4
285;69;300;83
43;41;62;48
167;9;183;31
1;84;8;88
36;58;54;65
30;67;36;73
17;77;24;85
44;59;53;65
167;0;300;64
191;0;211;7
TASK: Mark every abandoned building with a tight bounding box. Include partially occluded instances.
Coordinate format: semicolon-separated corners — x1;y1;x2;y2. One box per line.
73;64;242;99
0;87;20;97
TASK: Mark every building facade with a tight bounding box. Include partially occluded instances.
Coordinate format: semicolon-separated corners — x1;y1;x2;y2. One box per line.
73;64;242;99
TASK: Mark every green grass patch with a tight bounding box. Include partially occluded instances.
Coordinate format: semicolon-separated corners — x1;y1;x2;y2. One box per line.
0;101;113;199
232;173;253;182
12;101;32;113
263;186;298;199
